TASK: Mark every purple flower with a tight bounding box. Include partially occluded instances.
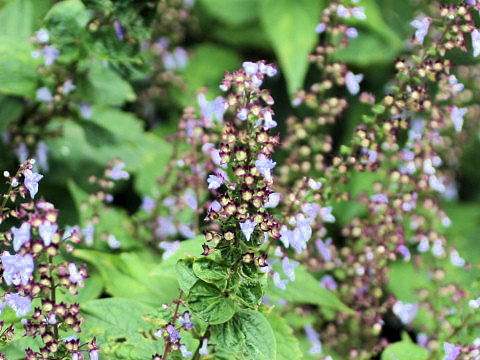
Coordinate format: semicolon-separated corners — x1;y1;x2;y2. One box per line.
320;275;337;290
304;324;322;354
417;236;429;252
35;29;49;43
36;141;49;171
11;222;31;251
265;193;281;208
443;342;461;360
279;226;292;248
41;45;60;66
108;234;121;249
392;301;418;324
179;312;195;330
63;79;76;95
282;257;299;281
1;251;34;286
259;63;277;77
451;106;467;133
141;196;156;214
167;324;180;343
315;238;332;261
184;189;198;210
371;194;388;204
301;203;321;219
290;221;311;254
199;338;209;355
36;87;53;103
39;221;57;246
397;245;411;261
273;272;288;290
448;75;464;93
316;23;326;34
345;71;363;95
337;4;350;18
80;103;92;119
346;27;358;38
159;241;180;259
240;219;257;242
255;154;276;182
5;293;32;317
113;20;124;40
24;169;43;199
209;200;221;212
178;224;195;239
180;345;192;357
352;6;366;20
472;29;480;57
242;61;258;75
109;163;129;180
82;223;95;245
411;17;431;45
263;110;277;129
207;174;223;189
237;108;248;120
89;349;99;360
320;206;335;223
14;143;29;164
173;47;188;69
0;301;5;316
198;94;226;123
450;250;465;267
308;178;322;190
68;263;84;283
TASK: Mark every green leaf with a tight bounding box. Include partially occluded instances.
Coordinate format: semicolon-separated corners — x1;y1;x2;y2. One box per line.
0;0;51;40
259;0;322;96
74;250;179;306
236;279;263;308
44;0;90;41
82;298;163;359
187;281;235;325
0;95;23;132
192;257;229;288
199;0;258;26
268;264;353;314
381;342;428;360
210;309;276;360
176;258;198;293
81;60;136;106
0;36;40;98
263;312;302;360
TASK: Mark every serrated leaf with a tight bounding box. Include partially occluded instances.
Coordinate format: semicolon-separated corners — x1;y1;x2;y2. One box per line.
187;280;235;325
199;0;258;26
263;312;301;360
176;258;198;293
192;257;229;288
259;0;322;96
211;309;276;360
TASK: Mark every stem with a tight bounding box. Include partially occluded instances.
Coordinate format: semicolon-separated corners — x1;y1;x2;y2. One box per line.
48;257;59;341
161;290;184;360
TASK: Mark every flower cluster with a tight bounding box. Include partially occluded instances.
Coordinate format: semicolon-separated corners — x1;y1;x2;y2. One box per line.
0;160;97;359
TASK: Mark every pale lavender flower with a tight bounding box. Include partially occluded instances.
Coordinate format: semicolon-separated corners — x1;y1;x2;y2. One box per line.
316;238;332;261
392;301;418;324
242;61;258;75
448;75;464;93
411;17;431;44
180;345;192;357
337;4;350;18
108;234;121;249
371;194;388;204
255;154;276;182
39;221;58;246
179;312;195;330
260;63;277;77
432;239;445;257
5;293;32;317
443;342;461;360
451;106;467;133
80;103;92;119
240;219;257;241
352;6;366;19
417;333;428;348
450;250;465;267
11;222;31;251
345;71;363;95
304;324;322;354
207;174;223;189
397;245;411;261
89;350;99;360
36;87;53;102
159;241;180;259
14;143;29;164
346;27;358;38
279;226;292;248
264;193;280;208
113;20;124;40
82;223;95;245
173;47;188;69
184;189;198;210
109;163;129;180
63;79;76;95
35;29;49;43
41;45;60;66
1;251;34;286
237;108;248;120
252;75;262;87
282;257;299;281
199;338;209;355
141;196;156;213
417;236;429;252
472;29;480;57
0;301;5;317
320;275;337;290
316;23;326;34
36;141;49;171
273;272;288;290
468;297;480;308
209;200;221;212
320;206;335;223
263;110;277;129
156;217;176;238
301;203;321;219
167;324;180;343
308;178;322;190
68;263;84;283
178;224;195;239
